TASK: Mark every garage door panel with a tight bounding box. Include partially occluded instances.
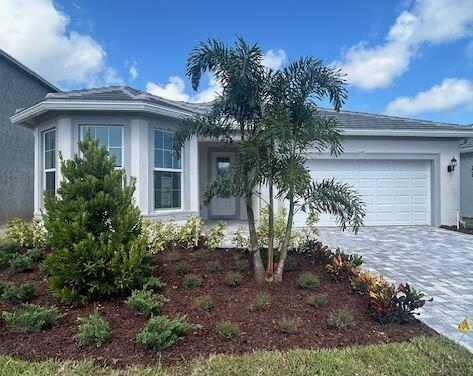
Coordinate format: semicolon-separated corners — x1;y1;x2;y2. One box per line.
394;178;409;188
294;159;431;227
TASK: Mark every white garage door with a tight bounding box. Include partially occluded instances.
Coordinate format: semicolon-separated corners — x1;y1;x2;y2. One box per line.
294;159;431;227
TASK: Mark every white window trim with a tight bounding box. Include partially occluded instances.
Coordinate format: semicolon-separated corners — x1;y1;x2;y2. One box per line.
153;128;183;211
43;128;56;197
79;124;124;168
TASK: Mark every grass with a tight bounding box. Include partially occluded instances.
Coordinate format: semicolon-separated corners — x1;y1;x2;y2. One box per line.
0;336;472;375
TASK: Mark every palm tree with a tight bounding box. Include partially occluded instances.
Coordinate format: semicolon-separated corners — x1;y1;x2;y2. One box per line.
174;37;269;283
262;57;365;282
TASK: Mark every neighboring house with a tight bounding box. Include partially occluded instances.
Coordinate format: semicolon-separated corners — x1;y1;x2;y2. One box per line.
0;49;59;224
10;86;473;227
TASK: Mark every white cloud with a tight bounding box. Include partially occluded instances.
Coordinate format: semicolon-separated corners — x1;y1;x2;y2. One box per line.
146;75;222;103
385;78;473;116
129;62;138;80
336;0;473;90
262;49;287;70
0;0;122;87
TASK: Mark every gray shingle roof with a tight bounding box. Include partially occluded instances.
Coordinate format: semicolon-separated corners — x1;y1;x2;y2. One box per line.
46;86;209;114
45;86;471;131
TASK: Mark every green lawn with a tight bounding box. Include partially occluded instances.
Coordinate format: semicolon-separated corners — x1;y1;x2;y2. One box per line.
1;336;472;376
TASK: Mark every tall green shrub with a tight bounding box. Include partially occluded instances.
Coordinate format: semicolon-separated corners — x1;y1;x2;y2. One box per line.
42;137;151;305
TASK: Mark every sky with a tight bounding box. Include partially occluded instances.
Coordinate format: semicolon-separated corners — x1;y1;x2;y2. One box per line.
1;0;473;124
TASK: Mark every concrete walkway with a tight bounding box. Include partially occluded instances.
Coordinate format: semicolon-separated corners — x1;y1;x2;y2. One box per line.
319;226;473;351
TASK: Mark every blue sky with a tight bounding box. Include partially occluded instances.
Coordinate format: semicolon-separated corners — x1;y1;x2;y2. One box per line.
1;0;473;124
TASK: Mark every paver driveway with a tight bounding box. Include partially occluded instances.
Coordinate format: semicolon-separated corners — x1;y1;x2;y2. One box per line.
319;226;473;351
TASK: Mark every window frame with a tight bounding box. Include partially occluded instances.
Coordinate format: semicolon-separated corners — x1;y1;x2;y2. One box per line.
79;124;124;168
43;128;56;197
153;128;183;211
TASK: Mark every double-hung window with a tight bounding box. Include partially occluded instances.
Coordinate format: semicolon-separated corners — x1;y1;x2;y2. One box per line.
80;125;123;167
153;129;181;209
43;129;56;197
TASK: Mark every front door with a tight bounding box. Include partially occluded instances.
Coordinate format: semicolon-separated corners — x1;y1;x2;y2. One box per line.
210;152;237;219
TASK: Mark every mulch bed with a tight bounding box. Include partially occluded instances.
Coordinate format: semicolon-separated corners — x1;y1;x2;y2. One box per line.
440;225;473;235
0;248;434;368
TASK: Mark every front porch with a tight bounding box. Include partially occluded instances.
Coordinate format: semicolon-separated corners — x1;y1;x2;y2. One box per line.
198;141;251;222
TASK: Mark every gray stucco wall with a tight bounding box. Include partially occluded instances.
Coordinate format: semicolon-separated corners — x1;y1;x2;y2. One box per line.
0;56;54;224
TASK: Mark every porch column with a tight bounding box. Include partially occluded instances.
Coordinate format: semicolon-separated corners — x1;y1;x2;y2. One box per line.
56;117;73;186
130;118;149;215
188;135;200;214
33;127;41;216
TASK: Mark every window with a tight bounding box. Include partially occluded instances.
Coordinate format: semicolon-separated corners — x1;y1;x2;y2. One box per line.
217;157;230;177
43;129;56;197
154;129;181;209
80;125;123;167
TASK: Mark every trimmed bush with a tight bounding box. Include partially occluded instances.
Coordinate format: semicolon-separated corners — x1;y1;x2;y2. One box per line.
194;249;211;262
6;218;47;251
136;315;200;351
25;248;43;262
195;295;213;312
248;292;271;311
276;318;300;334
183;274;202;289
2;304;62;333
0;238;22;255
9;254;34;272
75;312;110;348
143;276;165;291
203;221;226;250
327;308;355;330
1;282;35;304
42;138;152;305
217;321;240;340
297;272;319;290
0;239;22;269
126;289;168;317
225;271;242;287
234;259;249;272
166;250;181;262
206;261;221;273
176;261;190;275
307;294;327;309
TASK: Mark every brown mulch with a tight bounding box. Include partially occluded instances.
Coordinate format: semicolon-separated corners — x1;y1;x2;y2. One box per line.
440;225;473;235
0;249;434;368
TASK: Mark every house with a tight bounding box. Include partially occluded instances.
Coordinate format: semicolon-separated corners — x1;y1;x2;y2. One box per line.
10;86;473;227
0;49;59;224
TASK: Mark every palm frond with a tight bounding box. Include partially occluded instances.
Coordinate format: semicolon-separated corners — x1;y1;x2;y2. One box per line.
203;175;235;205
187;38;228;91
173;115;233;156
302;179;365;233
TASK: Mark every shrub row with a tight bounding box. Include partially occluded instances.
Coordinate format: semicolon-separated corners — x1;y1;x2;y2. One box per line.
143;218;226;253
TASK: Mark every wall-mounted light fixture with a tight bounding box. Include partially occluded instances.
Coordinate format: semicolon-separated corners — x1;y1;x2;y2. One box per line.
447;156;457;173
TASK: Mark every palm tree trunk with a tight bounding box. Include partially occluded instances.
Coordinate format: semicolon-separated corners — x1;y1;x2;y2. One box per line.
274;193;294;282
265;176;274;282
246;196;264;284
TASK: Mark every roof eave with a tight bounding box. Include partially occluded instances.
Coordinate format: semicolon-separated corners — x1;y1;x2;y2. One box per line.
342;128;473;138
10;99;194;126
